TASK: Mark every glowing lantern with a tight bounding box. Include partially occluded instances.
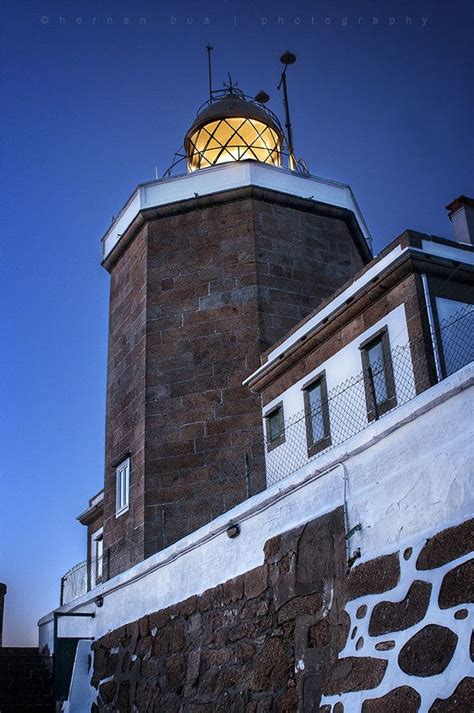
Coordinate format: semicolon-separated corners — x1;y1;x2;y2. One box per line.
185;94;284;172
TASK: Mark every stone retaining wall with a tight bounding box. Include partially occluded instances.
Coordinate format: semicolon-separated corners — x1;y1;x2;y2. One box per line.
91;513;473;712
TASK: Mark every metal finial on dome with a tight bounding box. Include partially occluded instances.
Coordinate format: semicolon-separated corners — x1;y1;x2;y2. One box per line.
224;73;239;94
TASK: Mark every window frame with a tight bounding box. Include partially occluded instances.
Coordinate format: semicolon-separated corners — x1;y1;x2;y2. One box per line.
360;327;397;421
302;371;331;457
91;527;104;587
426;277;474;379
264;402;285;452
115;457;130;517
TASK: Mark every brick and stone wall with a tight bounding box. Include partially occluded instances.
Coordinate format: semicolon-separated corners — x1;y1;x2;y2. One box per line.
103;187;368;572
103;225;147;574
90;513;473;712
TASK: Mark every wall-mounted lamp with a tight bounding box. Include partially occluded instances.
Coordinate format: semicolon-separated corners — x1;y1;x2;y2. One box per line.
95;595;104;608
226;523;240;539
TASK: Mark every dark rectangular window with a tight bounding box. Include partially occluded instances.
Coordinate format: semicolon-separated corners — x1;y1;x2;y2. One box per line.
360;329;396;420
265;403;285;451
303;374;331;456
434;297;474;377
426;277;474;379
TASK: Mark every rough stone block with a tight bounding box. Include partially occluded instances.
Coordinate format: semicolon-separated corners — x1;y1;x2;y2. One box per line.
244;566;268;600
346;553;400;601
323;657;388;695
362;685;421;712
251;638;288;691
398;625;458;677
416;519;474;570
368;580;432;635
278;593;325;624
438;558;474;609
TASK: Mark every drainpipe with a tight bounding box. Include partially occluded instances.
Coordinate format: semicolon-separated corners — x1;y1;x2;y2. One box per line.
421;274;442;382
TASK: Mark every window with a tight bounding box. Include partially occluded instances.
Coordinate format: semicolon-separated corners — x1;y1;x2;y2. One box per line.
264;403;285;451
303;373;331;456
360;329;396;420
116;457;130;516
434;297;474;377
427;277;474;379
91;529;103;586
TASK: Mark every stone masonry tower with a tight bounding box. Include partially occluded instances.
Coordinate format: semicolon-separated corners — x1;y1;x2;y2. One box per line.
100;85;372;577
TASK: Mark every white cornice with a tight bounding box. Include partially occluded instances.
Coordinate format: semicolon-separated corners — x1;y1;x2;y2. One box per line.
101;161;372;261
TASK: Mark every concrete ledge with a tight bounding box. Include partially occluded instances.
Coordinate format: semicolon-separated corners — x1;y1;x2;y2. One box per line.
101;161;373;264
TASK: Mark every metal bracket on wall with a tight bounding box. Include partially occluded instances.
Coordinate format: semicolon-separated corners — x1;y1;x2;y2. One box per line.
345;523;362;540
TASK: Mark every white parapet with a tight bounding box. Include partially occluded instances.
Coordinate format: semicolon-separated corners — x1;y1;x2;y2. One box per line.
101;162;372;261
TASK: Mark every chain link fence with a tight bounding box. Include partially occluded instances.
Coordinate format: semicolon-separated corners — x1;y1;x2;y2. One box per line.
60;537;141;604
60;560;88;605
265;304;473;486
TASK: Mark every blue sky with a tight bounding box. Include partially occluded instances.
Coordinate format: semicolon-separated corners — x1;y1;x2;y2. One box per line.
1;0;473;645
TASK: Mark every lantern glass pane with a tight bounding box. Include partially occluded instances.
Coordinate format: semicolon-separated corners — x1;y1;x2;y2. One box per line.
188;117;281;171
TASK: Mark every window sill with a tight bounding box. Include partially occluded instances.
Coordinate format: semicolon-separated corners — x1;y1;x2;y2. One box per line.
266;435;286;452
367;395;397;422
115;505;129;518
307;436;332;458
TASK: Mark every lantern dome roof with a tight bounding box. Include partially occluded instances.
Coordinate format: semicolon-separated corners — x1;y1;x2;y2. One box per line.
186;94;283;138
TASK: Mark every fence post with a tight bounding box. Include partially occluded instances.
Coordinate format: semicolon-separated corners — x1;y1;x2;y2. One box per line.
245;453;252;498
367;365;380;421
59;576;65;607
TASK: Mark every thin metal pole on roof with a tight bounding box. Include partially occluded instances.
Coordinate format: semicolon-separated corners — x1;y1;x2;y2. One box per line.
206;45;214;101
278;51;297;170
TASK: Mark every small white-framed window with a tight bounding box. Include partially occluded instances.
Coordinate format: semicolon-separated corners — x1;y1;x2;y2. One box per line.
264;402;285;452
116;457;130;517
91;527;103;587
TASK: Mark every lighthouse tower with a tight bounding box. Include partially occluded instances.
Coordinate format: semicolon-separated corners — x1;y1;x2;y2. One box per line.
100;80;372;577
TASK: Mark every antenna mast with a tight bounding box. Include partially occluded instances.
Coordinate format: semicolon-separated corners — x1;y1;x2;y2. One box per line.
278;51;297;170
206;45;214;101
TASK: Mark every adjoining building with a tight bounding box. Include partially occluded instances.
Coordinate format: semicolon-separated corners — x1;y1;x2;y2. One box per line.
38;67;474;712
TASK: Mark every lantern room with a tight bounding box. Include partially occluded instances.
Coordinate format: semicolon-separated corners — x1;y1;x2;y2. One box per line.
184;89;284;172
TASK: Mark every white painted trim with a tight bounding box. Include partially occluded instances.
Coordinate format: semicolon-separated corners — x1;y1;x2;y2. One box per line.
76;489;104;523
115;458;130;517
421;238;474;263
101;161;372;260
244;242;474;386
90;527;104;588
421;273;443;381
243;245;405;384
63;640;97;711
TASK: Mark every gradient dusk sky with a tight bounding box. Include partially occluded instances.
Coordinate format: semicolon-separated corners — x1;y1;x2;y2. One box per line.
1;0;473;645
